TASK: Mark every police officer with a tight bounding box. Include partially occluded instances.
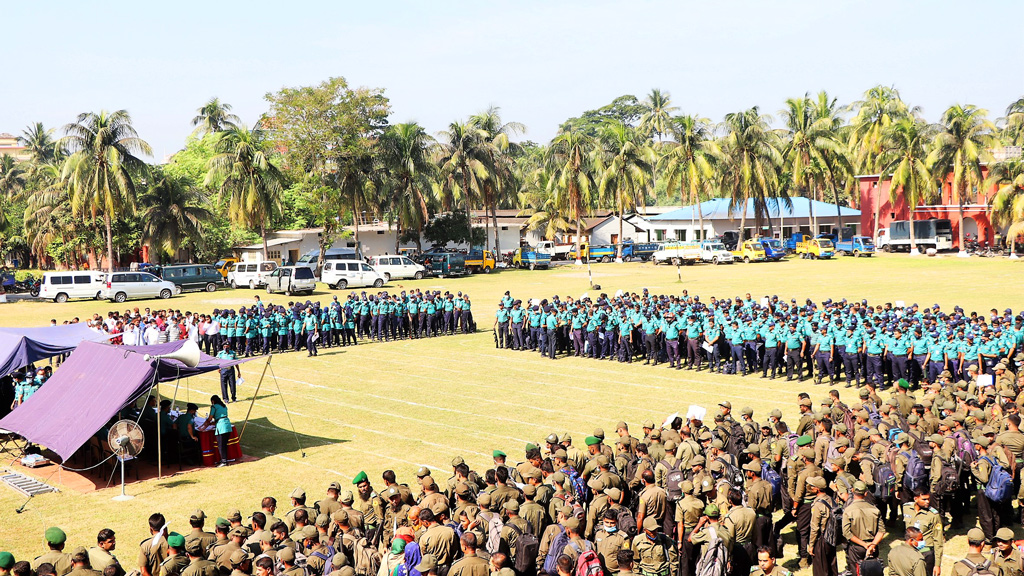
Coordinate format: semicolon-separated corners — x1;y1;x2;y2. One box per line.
633;517;677;576
901;490;943;576
887;528;927;576
841;481;885;576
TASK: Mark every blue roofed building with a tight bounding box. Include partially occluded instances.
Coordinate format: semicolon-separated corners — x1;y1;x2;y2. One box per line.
646;197;861;242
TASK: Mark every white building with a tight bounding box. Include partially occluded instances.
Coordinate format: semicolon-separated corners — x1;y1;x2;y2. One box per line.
585;214;654;245
646;198;862;241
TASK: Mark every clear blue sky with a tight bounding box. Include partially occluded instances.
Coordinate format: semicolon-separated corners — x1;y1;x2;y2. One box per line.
6;0;1023;160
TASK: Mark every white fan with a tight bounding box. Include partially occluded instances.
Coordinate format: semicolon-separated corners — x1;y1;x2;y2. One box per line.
108;419;145;501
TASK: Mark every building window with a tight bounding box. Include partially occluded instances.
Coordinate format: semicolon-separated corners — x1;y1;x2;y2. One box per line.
655;229;666;241
501;226;508;231
269;250;281;260
376;230;384;235
675;230;687;241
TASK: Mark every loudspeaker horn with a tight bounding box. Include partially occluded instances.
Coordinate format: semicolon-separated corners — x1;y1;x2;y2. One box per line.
143;339;202;368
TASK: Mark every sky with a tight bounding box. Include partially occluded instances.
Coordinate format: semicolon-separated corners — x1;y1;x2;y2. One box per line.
5;0;1023;161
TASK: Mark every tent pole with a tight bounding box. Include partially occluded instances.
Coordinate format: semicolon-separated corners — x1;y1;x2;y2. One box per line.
239;355;272;441
156;380;161;479
267;362;304;457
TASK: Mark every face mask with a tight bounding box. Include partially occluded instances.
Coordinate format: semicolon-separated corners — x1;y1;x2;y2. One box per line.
646;532;656;541
604;526;617;533
914;540;926;551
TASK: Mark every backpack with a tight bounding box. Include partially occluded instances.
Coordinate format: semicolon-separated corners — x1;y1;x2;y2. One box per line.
615;506;637;537
564;468;591;505
934;458;959;495
508;523;539;574
825;436;841;465
901;450;929;493
717;457;744;488
866;455;897;500
481;511;505;554
624;457;642;487
568;541;602;576
761;461;783;507
784;433;800;466
726;421;747;456
954;430;979;468
694;527;729;576
906;429;934;464
957;558;998;576
887;427;904;444
661;459;685;502
352;538;381;576
821;496;844;547
981;457;1014;502
307;546;336;576
542;525;568;574
864;402;882;427
839;404;856;440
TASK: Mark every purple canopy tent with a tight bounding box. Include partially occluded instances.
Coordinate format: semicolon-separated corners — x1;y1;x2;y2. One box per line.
0;324;113;377
0;340;253;466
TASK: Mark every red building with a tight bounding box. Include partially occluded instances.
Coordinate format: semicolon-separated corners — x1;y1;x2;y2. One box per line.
857;166;1001;249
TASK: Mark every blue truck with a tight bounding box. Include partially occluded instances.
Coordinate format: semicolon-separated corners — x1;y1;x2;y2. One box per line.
619;241;661;261
834;236;876;257
511;248;552;269
756;237;787;261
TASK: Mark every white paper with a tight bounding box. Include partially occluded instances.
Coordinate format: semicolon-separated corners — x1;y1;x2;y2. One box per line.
760;297;770;307
702;342;713;353
662;412;680;429
978;374;994;388
895;300;905;308
236;377;245;387
686;405;707;422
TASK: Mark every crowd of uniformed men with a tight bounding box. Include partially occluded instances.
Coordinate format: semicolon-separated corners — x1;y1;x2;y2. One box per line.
9;364;1024;576
492;291;1023;388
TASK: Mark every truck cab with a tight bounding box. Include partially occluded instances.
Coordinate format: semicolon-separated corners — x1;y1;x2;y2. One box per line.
732;240;767;263
512;248;552;270
756;238;786;261
700;241;734;264
465;249;496;273
835;236;875;257
796;237;835;259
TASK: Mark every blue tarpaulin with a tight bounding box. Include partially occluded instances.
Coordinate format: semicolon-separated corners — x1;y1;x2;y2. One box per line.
0;324;112;377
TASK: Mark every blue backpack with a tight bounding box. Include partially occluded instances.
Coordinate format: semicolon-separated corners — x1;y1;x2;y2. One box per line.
543;525;568;573
901;450;928;492
761;461;783;506
981;457;1013;502
564;467;591;504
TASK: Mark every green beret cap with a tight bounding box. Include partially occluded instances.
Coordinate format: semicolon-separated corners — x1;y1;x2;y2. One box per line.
796;435;813;447
352;471;368;484
0;552;15;570
167;532;185;548
585;436;601;446
45;527;67;545
703;504;720;518
492;450;506;458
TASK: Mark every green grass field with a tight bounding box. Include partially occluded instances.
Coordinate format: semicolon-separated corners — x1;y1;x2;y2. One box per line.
1;253;1021;569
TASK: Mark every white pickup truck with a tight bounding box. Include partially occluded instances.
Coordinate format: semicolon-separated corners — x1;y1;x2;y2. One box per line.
534;240;574;260
653;241;734;265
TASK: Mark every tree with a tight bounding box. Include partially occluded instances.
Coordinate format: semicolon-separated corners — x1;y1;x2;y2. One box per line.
985;157;1024;248
60;110;152;272
0;154;27;231
559;95;647;137
191;98;241;137
18;123;61;164
661;115;720;241
849;86;914;240
877;117;934;254
639;89;678;142
422;210;484;248
927;104;995;254
205;125;286;259
1003;96;1024;146
436;119;489;245
547;127;598;263
719;107;784;242
380;122;436;251
518;163;573;240
598;121;652;260
138;172;213;261
471;106;524;256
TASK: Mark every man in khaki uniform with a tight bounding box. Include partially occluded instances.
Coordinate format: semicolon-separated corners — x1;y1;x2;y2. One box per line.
952;529;992;576
538;506;571;570
276;548;303;576
635;470;667;536
87;529;120;575
283;489;314;532
34;528;73;576
633;517;677;576
208;523;241;572
594;509;630;574
351;472;382;534
793;448;820;568
157;534;188;576
993;527;1023;576
380;486;411;548
67;550;101;576
316;482;344;518
449;534;489;576
419;508;458;568
722;489;756;576
901;491;943;576
841;481;885;575
139;514;169;576
226;549;251;576
674;481;704;576
806;477;837;576
184;511;217;558
750;547;790;576
179;541;217;576
887;528;927;576
420;478;450;514
519;484;547;538
585;480;611;539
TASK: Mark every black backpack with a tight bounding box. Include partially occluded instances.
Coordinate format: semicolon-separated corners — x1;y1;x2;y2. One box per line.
661;459;685;502
508;523;539;574
615;506;637;537
821;496;844;547
726;421;747;456
934;457;959;495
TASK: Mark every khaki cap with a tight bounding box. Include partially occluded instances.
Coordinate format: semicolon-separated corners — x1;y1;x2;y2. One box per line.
229;549;252;566
332;509;349;523
415;555;437;572
290;488;306;500
278;547;296;563
339;490;354;504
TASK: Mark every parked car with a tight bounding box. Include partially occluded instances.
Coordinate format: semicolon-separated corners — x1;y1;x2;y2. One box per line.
213;258;238;279
102;272;176;303
160;264;225;293
38;271;106;303
296;247;360;275
264;266;317;295
227;261;278;289
367;255;426;281
322;261;387;290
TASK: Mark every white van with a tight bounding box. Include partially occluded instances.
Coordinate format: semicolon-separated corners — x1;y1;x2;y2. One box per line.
264;266;317;295
38;271;106;303
367;255;426;281
321;261;386;290
101;272;176;303
227;261;278;289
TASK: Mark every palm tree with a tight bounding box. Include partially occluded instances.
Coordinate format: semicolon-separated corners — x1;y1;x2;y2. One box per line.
1003;96;1024;146
380;122;436;251
518;164;573;240
205;125;285;259
472;106;525;256
192;98;241;137
18;123;60;164
598;121;652;260
849;86;914;240
927;104;995;254
547;127;598;264
436;119;489;246
0;154;27;230
138;174;213;261
59;110;152;272
661;115;720;241
877;117;934;254
984;157;1024;251
639;89;678;212
719;107;785;242
336;151;381;252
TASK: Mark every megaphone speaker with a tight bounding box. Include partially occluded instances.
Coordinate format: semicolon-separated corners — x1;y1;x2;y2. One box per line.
144;340;202;368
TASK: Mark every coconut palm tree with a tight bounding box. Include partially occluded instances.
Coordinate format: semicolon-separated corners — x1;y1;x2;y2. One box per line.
472;106;524;256
661;115;720;241
518;165;572;240
436;119;489;245
598;121;652;260
138;174;213;261
205;125;285;259
984;157;1024;250
639;89;678;142
380;122;436;251
0;154;27;230
336;151;381;252
18;123;61;164
719;107;785;242
1003;96;1024;146
192;97;241;137
877;117;934;254
59;110;152;272
927;104;995;254
547;127;598;264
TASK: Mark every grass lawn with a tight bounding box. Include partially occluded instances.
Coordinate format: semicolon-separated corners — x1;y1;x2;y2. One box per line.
0;253;1021;569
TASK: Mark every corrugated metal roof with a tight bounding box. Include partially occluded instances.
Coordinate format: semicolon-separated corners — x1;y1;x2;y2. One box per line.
648;197;860;221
